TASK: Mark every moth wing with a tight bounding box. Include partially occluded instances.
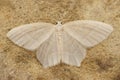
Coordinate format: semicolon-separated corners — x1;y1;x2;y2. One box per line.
36;32;61;68
63;20;113;48
62;32;86;66
7;22;55;51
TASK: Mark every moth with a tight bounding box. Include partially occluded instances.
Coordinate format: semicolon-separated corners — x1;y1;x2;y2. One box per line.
7;20;113;68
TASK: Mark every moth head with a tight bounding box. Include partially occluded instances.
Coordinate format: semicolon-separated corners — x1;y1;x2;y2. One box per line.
55;21;63;31
56;21;62;25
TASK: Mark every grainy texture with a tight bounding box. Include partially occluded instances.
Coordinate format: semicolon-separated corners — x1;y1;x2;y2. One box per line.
0;0;120;80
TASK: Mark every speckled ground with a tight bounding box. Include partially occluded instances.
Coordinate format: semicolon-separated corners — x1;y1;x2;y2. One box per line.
0;0;120;80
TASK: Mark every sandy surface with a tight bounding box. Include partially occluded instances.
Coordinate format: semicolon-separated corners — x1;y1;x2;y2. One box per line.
0;0;120;80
